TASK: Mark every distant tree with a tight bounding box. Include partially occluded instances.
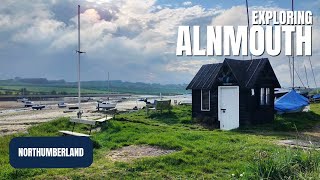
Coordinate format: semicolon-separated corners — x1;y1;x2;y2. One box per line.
20;88;27;95
5;90;12;95
51;90;57;95
60;91;68;95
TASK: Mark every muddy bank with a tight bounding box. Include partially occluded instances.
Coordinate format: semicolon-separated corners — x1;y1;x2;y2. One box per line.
0;94;191;136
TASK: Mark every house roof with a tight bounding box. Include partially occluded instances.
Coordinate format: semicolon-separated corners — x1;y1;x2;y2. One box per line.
186;58;281;90
186;63;223;90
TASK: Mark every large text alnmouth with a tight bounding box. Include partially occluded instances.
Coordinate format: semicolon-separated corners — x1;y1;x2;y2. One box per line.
176;11;313;56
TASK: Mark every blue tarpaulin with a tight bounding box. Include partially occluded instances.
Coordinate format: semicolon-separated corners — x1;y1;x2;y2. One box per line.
275;90;309;113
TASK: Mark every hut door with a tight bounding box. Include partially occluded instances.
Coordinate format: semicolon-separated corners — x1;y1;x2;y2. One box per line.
218;86;239;130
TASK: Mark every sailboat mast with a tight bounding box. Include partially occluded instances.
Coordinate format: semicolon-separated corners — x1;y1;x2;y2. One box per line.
77;5;81;117
245;0;252;61
309;57;318;89
292;0;295;89
304;65;309;88
108;72;110;98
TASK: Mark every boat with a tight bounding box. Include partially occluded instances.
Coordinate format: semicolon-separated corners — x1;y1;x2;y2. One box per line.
24;101;33;107
313;94;320;100
97;72;117;111
17;98;28;103
32;104;45;110
311;93;320;102
178;99;192;105
68;105;79;110
275;87;313;99
58;102;67;108
275;89;310;114
96;101;116;111
17;88;28;102
138;98;145;101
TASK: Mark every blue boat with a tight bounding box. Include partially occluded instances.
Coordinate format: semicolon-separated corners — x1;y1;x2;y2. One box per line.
275;90;309;114
312;94;320;100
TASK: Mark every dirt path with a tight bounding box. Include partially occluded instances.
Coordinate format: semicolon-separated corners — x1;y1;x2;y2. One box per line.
303;125;320;139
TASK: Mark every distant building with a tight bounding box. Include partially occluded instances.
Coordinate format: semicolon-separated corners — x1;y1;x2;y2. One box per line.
186;58;281;130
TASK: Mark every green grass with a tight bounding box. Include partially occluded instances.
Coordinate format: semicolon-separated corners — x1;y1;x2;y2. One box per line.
1;105;320;179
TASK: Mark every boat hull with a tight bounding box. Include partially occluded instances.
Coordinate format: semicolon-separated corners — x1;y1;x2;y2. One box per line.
32;105;45;110
96;102;116;110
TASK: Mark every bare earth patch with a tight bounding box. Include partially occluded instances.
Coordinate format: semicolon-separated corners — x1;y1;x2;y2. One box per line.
303;124;320;139
277;139;320;150
107;145;176;162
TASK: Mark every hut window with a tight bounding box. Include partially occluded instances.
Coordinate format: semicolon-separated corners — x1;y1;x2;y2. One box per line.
266;88;270;105
260;88;265;105
260;88;271;105
201;90;210;111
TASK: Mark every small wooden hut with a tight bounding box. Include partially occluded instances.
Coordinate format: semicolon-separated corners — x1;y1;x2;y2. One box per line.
186;58;281;130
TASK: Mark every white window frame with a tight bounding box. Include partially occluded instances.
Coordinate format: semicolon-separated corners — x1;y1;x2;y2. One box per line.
260;88;265;105
201;89;210;111
260;88;271;106
266;88;270;105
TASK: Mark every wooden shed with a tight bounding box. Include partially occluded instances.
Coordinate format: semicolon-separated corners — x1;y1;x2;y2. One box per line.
186;58;281;130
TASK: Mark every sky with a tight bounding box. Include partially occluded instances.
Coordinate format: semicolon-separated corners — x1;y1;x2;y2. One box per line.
0;0;319;87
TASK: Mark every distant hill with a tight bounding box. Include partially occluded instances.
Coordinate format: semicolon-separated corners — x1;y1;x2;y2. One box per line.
0;78;189;95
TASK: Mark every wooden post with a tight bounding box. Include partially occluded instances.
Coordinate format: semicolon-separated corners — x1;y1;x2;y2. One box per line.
146;105;149;115
89;125;92;135
72;122;76;132
113;109;116;119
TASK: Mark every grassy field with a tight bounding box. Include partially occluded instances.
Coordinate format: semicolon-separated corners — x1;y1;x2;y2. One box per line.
0;85;106;95
1;105;320;179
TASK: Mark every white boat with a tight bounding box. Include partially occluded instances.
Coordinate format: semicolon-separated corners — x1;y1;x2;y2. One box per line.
97;72;117;110
32;104;45;110
17;98;28;103
24;101;33;107
97;101;116;111
58;102;67;108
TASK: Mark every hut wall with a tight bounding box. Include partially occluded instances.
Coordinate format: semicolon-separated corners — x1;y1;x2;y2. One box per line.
192;87;275;127
191;89;219;126
239;88;251;126
250;88;275;124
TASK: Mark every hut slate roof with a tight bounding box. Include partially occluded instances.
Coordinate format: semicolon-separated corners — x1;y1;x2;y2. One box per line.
186;58;281;89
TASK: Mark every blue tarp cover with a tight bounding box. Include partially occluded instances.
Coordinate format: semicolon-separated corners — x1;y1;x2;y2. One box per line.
313;94;320;99
275;90;309;113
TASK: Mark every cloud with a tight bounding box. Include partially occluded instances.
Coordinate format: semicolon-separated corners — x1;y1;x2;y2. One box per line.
182;1;192;6
0;0;220;84
0;0;319;87
166;59;220;74
209;5;320;88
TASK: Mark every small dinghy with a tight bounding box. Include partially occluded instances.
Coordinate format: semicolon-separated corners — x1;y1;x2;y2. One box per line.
312;94;320;101
275;90;309;114
96;101;116;111
24;101;33;107
32;104;45;110
58;102;67;108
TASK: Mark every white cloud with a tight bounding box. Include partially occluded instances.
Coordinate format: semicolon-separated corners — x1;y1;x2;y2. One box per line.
182;1;192;6
210;5;320;88
166;59;220;74
0;0;318;86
